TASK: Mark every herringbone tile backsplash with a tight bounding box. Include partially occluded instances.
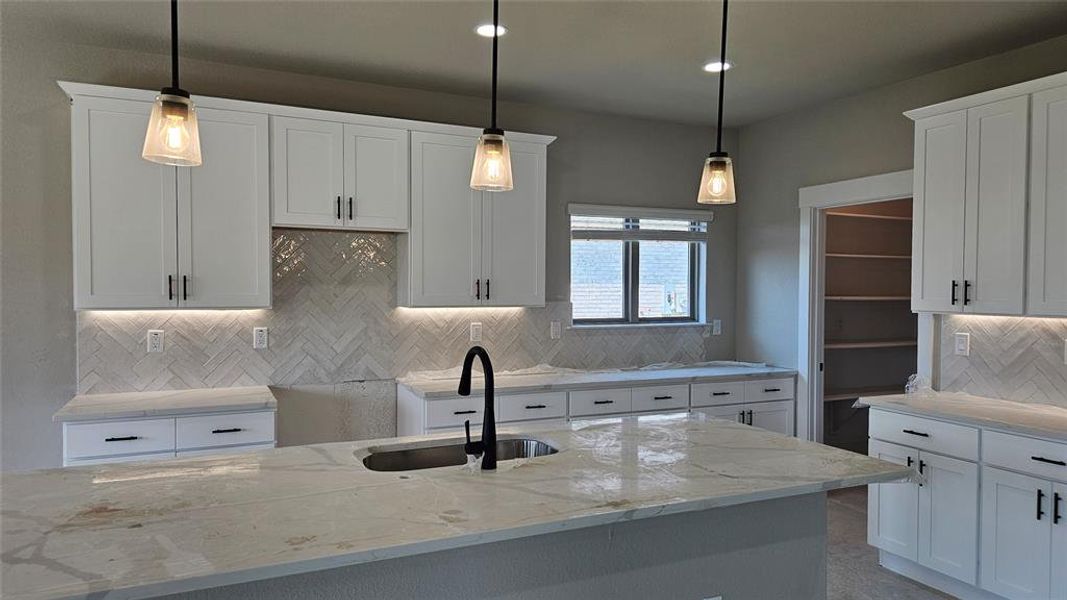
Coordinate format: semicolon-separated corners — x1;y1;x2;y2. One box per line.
941;314;1067;408
77;229;707;394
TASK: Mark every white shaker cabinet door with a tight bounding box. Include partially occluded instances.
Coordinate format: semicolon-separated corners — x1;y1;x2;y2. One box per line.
271;116;344;228
481;140;546;307
980;466;1053;599
343;124;409;231
747;399;794;436
693;405;747;424
1028;85;1067;316
407;132;483;306
1052;482;1067;600
72;96;178;309
178;108;271;308
917;451;978;584
868;439;920;561
911;110;967;313
963;96;1028;315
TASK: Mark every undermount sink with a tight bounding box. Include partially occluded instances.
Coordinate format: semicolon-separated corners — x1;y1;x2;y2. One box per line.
362;438;558;472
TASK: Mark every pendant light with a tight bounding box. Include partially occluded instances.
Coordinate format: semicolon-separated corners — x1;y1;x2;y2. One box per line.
470;0;513;192
697;0;735;204
143;0;202;167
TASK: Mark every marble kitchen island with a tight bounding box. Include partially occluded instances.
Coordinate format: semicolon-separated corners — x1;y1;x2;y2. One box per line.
2;413;911;600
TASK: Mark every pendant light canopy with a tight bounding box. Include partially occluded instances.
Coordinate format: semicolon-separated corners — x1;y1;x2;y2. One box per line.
470;0;514;192
143;0;202;167
697;0;735;204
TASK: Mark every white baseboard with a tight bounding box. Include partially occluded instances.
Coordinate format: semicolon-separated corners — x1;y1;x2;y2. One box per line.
878;551;1004;600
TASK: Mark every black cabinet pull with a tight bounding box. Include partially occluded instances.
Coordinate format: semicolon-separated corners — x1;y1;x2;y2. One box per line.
348;197;353;220
951;280;958;305
763;388;781;393
653;396;673;400
211;428;243;434
918;459;926;486
738;411;745;423
1054;492;1062;525
524;404;547;410
475;279;480;300
1031;456;1067;467
105;436;139;442
182;275;188;301
906;456;913;467
712;391;731;396
1038;489;1046;521
746;410;753;425
167;275;174;301
902;429;929;438
485;279;490;300
593;400;614;405
453;410;477;415
336;196;341;220
963;280;972;305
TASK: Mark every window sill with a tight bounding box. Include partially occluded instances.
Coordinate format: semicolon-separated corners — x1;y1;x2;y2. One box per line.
569;321;707;331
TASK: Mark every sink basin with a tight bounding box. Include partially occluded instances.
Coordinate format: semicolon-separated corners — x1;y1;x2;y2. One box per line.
362;438;558;472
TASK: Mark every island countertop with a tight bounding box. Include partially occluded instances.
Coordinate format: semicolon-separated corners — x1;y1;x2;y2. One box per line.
2;413;909;600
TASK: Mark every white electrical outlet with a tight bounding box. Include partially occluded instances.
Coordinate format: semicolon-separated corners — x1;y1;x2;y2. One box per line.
253;327;269;350
712;319;722;336
550;321;562;340
147;330;164;353
470;322;483;343
954;332;971;356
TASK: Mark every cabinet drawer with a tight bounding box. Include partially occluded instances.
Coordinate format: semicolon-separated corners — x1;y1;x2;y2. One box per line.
745;378;795;402
569;388;632;417
499;392;566;423
631;384;689;413
983;430;1067;482
869;409;978;461
691;381;745;407
65;418;176;460
176;411;275;451
426;396;486;429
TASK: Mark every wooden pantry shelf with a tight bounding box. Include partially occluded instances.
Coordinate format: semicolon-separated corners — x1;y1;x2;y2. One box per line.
824;339;918;350
825;295;910;301
825;253;911;260
823;386;903;403
825;211;913;222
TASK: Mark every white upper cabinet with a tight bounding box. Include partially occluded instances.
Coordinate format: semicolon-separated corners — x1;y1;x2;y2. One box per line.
72;97;179;309
271;117;409;231
402;131;547;308
271;116;344;228
178;108;271;308
1028;85;1067;316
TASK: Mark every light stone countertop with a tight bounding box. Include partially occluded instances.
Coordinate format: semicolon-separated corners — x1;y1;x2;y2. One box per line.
2;413;908;600
397;362;797;398
53;386;278;422
857;392;1067;442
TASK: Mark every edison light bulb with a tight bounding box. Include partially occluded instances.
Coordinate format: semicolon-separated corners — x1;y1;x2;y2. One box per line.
164;116;189;151
470;129;514;192
696;153;736;204
707;168;728;197
143;92;202;167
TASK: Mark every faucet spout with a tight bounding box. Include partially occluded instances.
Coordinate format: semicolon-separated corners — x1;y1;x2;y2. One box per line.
458;345;496;470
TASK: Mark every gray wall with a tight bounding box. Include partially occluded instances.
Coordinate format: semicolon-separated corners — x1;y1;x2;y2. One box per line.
735;35;1067;368
0;23;736;471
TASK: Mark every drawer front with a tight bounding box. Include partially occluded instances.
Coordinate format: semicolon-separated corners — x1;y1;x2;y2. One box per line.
691;381;745;407
426;396;486;429
499;392;567;423
569;388;632;417
869;409;979;461
65;418;176;460
631;384;689;413
176;411;276;451
744;378;795;402
983;430;1067;482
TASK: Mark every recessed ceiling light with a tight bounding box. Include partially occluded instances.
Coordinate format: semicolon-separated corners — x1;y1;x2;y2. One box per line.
702;60;733;73
475;23;507;37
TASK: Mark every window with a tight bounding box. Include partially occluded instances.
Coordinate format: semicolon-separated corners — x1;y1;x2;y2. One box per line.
569;206;710;325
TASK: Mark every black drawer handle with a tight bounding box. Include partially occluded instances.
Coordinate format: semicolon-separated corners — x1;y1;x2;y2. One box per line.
763;388;781;393
105;436;139;442
593;400;614;405
1054;492;1062;525
653;396;673;400
1038;489;1046;521
712;391;731;396
524;404;547;410
1032;456;1067;467
212;428;244;434
902;429;930;438
453;410;477;415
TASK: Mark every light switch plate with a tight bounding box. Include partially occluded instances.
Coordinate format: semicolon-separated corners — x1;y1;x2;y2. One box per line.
253;327;269;350
470;322;483;343
147;330;164;353
712;319;722;336
550;321;562;340
954;332;970;356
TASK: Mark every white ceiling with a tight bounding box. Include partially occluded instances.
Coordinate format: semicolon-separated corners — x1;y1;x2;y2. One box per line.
11;0;1067;125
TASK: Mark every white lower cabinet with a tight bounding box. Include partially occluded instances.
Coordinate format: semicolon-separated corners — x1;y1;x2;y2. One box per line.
1053;481;1067;600
868;439;919;560
693;399;794;437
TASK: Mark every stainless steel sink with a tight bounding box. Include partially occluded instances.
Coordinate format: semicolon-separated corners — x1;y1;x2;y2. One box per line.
362;438;558;472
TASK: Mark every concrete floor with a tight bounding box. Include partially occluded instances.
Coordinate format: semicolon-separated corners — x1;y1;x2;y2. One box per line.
827;487;955;600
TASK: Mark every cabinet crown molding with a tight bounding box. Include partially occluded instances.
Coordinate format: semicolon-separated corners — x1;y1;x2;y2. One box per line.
904;70;1067;120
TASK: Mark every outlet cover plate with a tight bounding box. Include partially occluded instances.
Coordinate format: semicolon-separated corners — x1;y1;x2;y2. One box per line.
253;327;269;350
550;321;562;340
954;332;970;357
147;330;164;353
470;322;483;343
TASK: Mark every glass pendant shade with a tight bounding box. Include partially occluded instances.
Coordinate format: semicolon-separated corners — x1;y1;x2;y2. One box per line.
697;153;736;204
470;130;513;192
143;92;202;167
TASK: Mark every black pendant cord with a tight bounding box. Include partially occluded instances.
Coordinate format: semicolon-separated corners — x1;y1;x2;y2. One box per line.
490;0;499;130
714;0;728;153
170;0;180;90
